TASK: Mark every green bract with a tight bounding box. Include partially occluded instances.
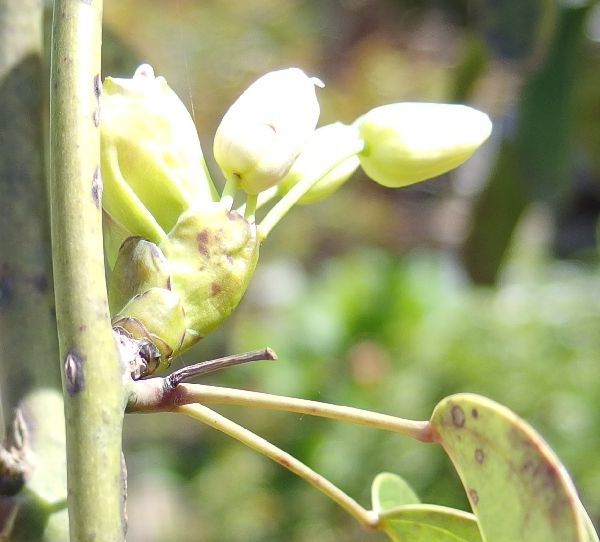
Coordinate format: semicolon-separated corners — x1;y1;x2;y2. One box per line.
213;68;322;195
101;64;217;249
356;103;492;187
108;203;258;373
277;122;361;204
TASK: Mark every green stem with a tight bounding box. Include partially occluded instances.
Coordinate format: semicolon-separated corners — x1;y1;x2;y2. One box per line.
176;403;379;528
220;176;238;210
50;2;125;541
258;139;364;240
128;382;432;442
236;185;278;216
244;193;257;221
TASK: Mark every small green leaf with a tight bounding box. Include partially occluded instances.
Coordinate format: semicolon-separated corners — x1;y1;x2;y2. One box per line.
380;505;483;542
578;501;599;542
382;521;470;542
431;393;589;542
371;472;420;513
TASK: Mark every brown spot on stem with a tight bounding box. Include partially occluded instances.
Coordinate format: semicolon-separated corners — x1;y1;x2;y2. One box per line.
451;405;465;428
64;350;85;396
93;107;100;127
471;408;478;419
93;73;102;98
92;166;102;208
474;448;485;464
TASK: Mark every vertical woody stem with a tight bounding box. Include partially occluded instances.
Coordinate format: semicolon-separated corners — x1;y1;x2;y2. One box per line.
50;1;126;541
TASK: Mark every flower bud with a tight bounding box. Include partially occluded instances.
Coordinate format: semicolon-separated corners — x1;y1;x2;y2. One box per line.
108;237;172;316
278;122;361;204
101;64;217;244
213;68;322;195
108;202;259;372
356;103;492;187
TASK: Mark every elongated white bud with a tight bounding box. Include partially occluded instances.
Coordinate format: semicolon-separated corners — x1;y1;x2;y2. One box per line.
356;103;492;187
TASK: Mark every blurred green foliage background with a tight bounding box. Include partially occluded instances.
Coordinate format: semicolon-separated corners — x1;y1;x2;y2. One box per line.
100;1;600;540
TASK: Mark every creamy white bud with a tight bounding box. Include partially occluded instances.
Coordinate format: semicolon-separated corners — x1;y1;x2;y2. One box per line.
214;68;322;195
356;103;492;187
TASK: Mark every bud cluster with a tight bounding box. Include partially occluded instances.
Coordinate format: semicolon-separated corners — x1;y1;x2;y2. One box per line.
101;64;492;376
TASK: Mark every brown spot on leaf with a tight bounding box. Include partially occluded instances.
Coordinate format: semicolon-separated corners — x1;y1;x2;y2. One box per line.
471;408;478;419
210;282;222;297
468;489;479;505
451;405;465;428
474;448;485;464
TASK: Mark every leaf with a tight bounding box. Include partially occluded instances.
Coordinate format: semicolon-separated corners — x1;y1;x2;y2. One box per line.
431;393;590;542
20;390;67;506
371;472;420;513
380;505;482;542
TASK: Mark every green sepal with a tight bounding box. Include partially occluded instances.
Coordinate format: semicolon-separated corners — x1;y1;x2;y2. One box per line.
159;202;259;337
112;287;190;371
108;237;172;316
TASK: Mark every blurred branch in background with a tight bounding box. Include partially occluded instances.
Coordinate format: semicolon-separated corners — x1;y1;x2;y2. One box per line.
462;3;594;284
0;0;59;414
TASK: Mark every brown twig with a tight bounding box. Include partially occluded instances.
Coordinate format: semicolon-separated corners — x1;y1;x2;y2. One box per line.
166;348;278;388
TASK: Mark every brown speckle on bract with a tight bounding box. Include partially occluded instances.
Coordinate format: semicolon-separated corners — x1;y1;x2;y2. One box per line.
196;230;210;257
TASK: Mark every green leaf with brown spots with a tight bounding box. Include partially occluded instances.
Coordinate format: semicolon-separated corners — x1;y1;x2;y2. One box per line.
430;393;594;542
